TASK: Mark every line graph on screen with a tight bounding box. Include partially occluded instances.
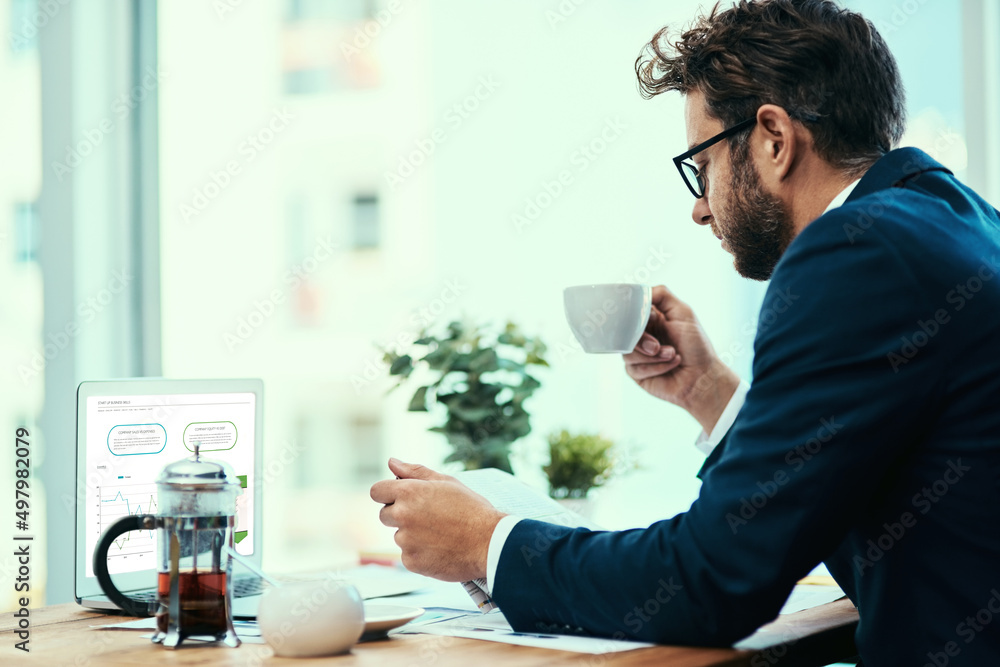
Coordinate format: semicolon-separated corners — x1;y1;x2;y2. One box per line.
98;483;158;560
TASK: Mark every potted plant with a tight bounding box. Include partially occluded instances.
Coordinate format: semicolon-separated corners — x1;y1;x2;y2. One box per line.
543;430;621;517
384;320;548;473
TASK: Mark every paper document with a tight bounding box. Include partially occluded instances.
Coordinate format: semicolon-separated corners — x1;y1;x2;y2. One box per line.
777;583;846;615
453;469;598;611
396;582;846;654
368;576;483;612
456;468;599;530
396;609;653;654
434;469;846;652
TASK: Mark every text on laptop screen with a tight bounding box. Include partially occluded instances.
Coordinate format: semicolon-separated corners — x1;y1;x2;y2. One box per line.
84;392;255;578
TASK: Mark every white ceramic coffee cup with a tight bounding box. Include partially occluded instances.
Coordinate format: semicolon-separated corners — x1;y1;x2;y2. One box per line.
563;283;652;353
256;580;365;657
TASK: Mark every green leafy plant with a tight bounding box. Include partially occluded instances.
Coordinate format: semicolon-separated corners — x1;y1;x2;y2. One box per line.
543;430;619;499
383;321;548;473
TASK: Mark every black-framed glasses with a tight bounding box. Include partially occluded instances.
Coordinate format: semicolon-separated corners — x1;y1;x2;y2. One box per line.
673;117;757;199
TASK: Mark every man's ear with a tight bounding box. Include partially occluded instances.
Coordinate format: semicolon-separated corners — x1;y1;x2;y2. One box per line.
755;104;797;182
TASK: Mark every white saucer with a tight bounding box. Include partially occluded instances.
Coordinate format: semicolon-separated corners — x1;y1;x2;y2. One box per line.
362;604;424;640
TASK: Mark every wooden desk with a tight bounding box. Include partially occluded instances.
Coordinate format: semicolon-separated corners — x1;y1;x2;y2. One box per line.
0;599;858;666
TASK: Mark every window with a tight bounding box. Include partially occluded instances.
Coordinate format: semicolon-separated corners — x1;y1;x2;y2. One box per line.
157;0;752;571
8;0;39;55
1;0;42;612
351;193;380;249
151;0;1000;576
13;201;38;263
29;0;159;607
10;0;996;615
282;0;379;94
843;0;968;179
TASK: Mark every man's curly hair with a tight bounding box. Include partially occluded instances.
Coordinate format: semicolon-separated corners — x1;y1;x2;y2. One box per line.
636;0;905;174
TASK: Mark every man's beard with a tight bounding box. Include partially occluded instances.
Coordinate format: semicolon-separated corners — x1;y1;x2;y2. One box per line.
717;143;795;281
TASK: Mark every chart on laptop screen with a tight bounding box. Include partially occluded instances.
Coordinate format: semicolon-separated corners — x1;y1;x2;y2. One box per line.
84;392;255;577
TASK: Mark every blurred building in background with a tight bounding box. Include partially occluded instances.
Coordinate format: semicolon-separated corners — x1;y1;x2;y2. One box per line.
1;0;43;607
0;0;997;608
157;0;760;576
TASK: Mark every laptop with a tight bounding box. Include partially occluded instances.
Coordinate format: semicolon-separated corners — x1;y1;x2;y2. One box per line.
74;378;267;618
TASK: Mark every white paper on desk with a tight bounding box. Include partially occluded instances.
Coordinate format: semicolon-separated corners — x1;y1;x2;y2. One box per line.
368;577;482;612
392;609;469;629
778;584;846;615
97;617;263;638
398;610;653;654
807;562;832;578
94;617;158;630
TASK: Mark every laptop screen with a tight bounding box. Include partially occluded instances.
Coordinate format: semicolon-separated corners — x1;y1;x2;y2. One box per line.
82;391;256;579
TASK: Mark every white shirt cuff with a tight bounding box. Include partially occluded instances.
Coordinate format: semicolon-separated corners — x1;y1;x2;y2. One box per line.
485;514;523;594
693;380;750;456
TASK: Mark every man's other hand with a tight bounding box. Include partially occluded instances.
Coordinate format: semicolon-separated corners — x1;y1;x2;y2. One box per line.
370;458;505;582
624;285;740;433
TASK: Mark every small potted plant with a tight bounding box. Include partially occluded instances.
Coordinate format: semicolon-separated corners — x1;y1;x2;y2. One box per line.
543;430;621;518
383;320;548;473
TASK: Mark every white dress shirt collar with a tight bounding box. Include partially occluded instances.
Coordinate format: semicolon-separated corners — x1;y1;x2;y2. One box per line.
822;178;862;215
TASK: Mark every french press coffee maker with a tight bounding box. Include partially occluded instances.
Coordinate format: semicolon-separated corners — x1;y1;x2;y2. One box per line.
93;443;242;648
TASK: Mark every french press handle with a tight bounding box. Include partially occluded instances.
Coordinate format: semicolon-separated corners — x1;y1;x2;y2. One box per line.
93;514;160;617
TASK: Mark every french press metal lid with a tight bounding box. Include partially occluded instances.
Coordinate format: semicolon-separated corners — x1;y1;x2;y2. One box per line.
155;442;241;516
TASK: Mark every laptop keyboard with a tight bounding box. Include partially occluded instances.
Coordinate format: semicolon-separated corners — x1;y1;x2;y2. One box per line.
233;575;266;597
129;575;265;601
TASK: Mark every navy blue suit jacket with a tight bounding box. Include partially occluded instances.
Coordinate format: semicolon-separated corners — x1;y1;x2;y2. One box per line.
493;148;1000;666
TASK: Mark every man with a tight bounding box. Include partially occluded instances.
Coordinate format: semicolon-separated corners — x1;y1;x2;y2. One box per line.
371;1;1000;664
